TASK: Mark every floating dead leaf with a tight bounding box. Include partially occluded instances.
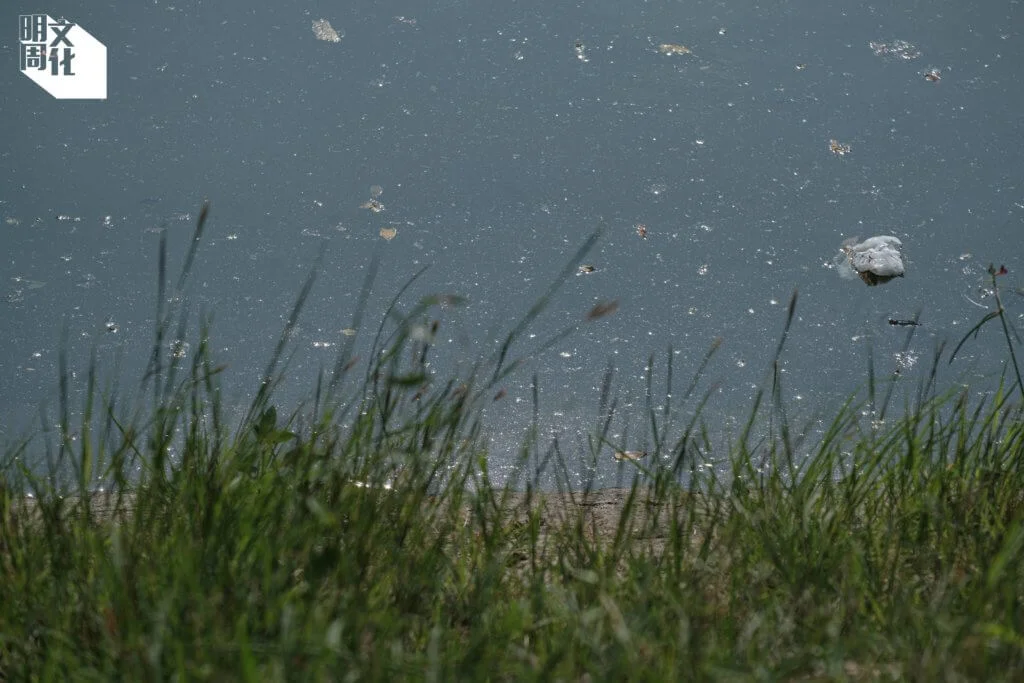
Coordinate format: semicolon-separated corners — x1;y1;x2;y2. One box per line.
635;223;648;239
795;63;808;71
360;199;385;213
658;43;692;56
586;300;619;321
493;388;507;402
578;264;596;275
613;450;647;462
923;68;941;82
312;19;342;43
341;328;357;336
379;227;398;241
829;139;851;156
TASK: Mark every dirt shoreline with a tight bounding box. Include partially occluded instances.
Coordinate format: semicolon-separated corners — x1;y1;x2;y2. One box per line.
7;486;693;544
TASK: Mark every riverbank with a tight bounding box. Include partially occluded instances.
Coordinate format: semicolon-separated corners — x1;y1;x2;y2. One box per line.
3;221;1023;679
4;391;1024;680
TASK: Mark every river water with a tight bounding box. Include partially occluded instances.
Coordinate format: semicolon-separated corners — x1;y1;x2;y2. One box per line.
2;0;1021;484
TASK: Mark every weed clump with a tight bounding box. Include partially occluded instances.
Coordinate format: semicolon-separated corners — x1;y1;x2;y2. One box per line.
1;207;1023;680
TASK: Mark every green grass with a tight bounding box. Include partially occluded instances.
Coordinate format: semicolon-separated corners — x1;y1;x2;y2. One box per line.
2;205;1023;680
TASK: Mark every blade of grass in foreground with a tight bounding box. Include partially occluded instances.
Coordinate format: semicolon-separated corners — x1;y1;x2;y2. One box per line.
950;263;1023;399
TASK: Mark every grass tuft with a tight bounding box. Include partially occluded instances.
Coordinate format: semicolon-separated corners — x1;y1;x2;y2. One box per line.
2;208;1023;679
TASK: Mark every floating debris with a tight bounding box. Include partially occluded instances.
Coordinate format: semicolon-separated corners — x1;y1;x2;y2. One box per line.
658;43;692;56
169;339;189;360
341;328;357;336
829;139;851;156
360;185;385;212
56;214;82;222
835;236;905;286
869;39;921;61
635;223;648;239
312;19;342;43
613;450;647;462
105;319;119;333
573;40;589;63
888;318;921;327
577;264;596;275
795;63;808;71
923;68;941;82
379;226;397;241
894;350;919;371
